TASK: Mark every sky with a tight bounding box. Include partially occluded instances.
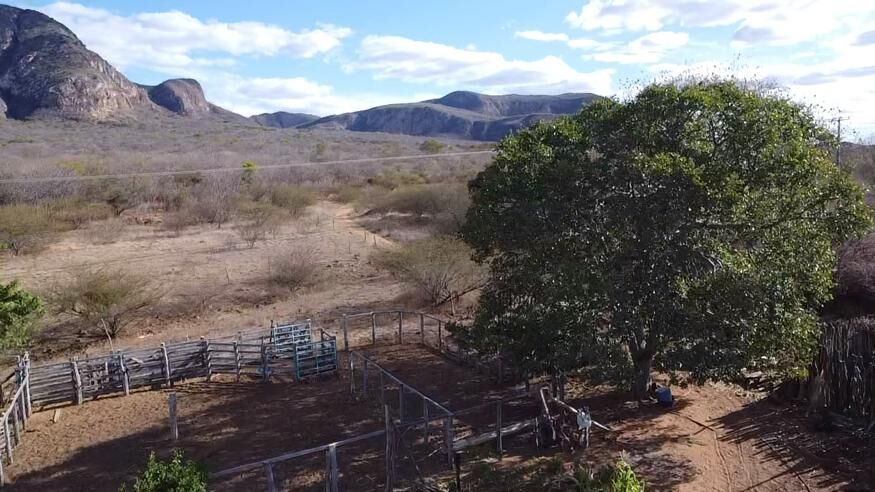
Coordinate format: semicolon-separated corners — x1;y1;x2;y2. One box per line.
11;1;875;138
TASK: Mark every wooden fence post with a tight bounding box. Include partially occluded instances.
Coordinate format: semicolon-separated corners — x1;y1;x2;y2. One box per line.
169;393;179;441
72;359;83;405
118;353;130;395
438;322;443;350
398;312;403;344
444;415;454;465
161;343;172;388
22;354;31;418
342;315;349;352
4;417;12;464
326;443;339;492
423;402;429;444
496;401;503;457
349;355;356;396
363;360;369;394
261;345;270;382
371;313;377;345
201;337;213;381
399;384;405;423
12;402;20;445
233;341;241;382
384;405;394;492
264;463;277;492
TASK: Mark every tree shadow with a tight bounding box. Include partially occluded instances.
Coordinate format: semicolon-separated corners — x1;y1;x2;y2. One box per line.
715;397;874;491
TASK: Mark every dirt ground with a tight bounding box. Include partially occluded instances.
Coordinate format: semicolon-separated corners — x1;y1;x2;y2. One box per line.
0;201;413;359
6;342;871;491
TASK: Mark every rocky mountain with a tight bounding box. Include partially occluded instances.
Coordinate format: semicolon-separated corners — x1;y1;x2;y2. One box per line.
0;5;249;123
251;111;320;128
301;91;602;140
0;5;153;119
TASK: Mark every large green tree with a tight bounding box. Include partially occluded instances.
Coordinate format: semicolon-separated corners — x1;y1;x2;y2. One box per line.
460;80;872;398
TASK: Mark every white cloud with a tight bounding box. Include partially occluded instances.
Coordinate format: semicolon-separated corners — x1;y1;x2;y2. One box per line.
565;1;874;46
590;31;689;64
514;31;570;42
200;74;439;117
40;2;352;73
347;35;614;95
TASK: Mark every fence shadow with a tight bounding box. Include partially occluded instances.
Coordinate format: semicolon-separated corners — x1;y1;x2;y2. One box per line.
715;397;874;491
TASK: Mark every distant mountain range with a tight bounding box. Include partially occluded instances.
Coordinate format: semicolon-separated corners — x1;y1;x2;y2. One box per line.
0;4;600;140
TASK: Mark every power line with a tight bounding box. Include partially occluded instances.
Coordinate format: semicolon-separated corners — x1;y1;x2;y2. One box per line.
0;150;496;185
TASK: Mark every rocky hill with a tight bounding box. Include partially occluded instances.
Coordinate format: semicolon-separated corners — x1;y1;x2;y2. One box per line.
0;5;250;123
0;5;154;120
250;111;320;128
301;91;601;140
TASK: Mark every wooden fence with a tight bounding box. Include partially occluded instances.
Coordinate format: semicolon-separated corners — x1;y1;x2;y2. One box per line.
0;356;31;485
812;318;875;425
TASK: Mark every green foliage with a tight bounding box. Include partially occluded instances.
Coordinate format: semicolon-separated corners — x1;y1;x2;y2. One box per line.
0;204;62;255
461;79;872;395
420;138;446;154
241;160;258;186
0;280;44;350
49;268;161;337
448;457;644;491
372;236;483;306
121;450;207;492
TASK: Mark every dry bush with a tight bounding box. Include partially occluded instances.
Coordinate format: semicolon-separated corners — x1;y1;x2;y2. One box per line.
269;247;318;291
48;268;162;338
235;201;287;248
367;183;470;232
265;184;317;217
334;185;363;204
162;206;204;236
0;204;63;255
89;218;126;245
372;235;484;306
49;198;114;229
370;169;427;189
836;232;875;302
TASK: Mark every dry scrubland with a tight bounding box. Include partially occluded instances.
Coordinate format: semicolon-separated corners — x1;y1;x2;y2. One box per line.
0;119;873;490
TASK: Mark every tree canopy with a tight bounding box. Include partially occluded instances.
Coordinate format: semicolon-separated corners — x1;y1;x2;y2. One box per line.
460;80;872;397
0;279;44;350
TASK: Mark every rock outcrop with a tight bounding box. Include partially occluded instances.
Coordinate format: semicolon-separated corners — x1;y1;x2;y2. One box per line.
0;5;152;119
145;79;210;116
302;91;601;141
251;111;320;128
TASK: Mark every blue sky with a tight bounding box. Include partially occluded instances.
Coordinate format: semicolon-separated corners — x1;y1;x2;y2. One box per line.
13;1;875;137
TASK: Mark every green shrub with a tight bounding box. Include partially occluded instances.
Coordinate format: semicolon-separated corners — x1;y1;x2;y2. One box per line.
420;138;446;154
370;169;426;189
0;280;44;350
0;204;62;255
334;185;363;204
121;450;207;492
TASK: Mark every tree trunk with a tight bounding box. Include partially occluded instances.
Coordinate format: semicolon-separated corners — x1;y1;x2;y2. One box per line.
631;352;653;401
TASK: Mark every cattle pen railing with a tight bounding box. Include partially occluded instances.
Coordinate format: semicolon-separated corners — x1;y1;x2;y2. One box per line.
0;309;520;488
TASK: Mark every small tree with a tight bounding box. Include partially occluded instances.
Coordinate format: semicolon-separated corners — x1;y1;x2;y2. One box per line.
372;236;484;307
462;79;872;398
420;139;446;154
50;268;161;338
235;201;287;248
0;280;44;349
121;450;207;492
269;247;318;291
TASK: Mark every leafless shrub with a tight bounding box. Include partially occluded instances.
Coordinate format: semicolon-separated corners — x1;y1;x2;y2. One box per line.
265;184;317;217
89;218;126;245
372;235;484;306
269;247;318;291
235;201;287;248
48;268;162;338
836;233;875;302
49;198;114;229
162;206;204;236
0;204;62;255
